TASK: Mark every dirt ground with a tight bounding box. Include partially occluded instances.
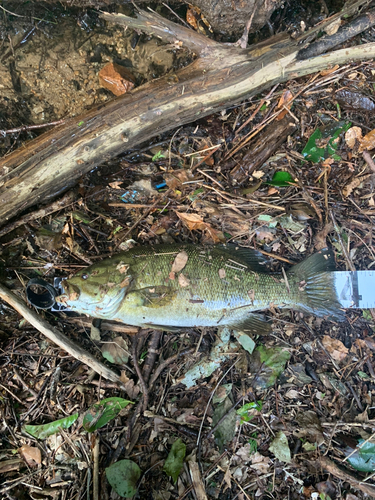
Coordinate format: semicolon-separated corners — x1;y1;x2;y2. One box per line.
1;1;375;500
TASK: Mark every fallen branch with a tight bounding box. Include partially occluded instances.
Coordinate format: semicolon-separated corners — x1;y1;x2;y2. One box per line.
1;7;375;225
0;283;125;387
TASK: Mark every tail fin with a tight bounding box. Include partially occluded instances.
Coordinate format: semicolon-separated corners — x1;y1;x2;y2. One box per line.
288;248;345;321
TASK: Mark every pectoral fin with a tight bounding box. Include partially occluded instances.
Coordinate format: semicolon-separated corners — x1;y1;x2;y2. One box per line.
142;323;182;332
129;285;177;308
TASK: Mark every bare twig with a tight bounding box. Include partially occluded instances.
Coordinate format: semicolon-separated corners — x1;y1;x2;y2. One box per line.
0;119;64;137
132;333;149;411
93;434;100;500
329;210;355;271
0;283;125;386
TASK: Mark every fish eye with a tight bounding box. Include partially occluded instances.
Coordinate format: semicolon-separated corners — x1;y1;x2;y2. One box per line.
81;274;89;280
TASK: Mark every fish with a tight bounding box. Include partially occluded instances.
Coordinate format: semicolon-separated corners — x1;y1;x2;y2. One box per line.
54;244;351;334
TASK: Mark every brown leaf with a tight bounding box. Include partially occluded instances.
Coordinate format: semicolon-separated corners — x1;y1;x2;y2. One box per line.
276;90;293;120
124;378;140;399
314;223;333;250
322;335;348;362
165;169;195;190
186;7;198;30
342;174;372;198
176;211;206;230
108;181;123;189
176;211;225;243
172;250;188;273
345;126;362;149
178;273;190;287
359;129;375;152
116;262;130;274
19;445;42;467
324;18;341;35
218;268;226;279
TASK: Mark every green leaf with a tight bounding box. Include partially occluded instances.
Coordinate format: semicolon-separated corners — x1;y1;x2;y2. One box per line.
357;371;369;379
188;187;204;201
83;397;133;432
70;210;91;224
234;331;256;354
258;214;273;222
23;413;79;440
265;171;295;187
213;396;237;452
106;459;141;497
250;345;291;389
248;435;258;453
237;401;262;423
302;121;351;163
302;442;317;451
163;438;186;483
269;431;291;463
152;150;165;161
346;440;375;472
362;309;373;321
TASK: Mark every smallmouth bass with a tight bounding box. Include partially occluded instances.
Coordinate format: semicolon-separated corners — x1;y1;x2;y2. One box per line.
56;244;344;333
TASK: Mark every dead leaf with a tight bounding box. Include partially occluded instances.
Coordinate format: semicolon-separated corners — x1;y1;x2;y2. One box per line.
178;273;190;287
218;268;226;279
186;7;198;30
172;250;188;273
276;90;293;120
19;445;42;467
342;174;372;197
314;222;333;250
165;169;195;190
285;389;299;399
345;126;362;149
116;262;130;274
223;467;232;489
124;378;140;399
255;228;275;242
294;410;324;444
176;211;225;243
250;452;271;474
322;335;348;362
324;18;341;35
355;409;369;423
359;129;375;152
176;212;206;230
101;336;130;365
109;181;123;189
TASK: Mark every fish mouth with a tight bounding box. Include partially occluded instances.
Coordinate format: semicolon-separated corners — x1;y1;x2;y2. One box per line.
55;282;81;303
56;280;127;319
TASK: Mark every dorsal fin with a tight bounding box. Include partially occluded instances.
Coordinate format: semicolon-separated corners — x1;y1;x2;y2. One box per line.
219;244;273;273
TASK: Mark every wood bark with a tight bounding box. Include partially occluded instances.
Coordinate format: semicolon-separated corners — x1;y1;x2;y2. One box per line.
0;5;375;227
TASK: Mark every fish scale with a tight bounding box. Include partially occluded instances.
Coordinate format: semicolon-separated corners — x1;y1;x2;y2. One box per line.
55;244;364;333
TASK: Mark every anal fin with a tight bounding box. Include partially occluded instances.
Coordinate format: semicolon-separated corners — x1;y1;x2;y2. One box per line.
229;313;272;335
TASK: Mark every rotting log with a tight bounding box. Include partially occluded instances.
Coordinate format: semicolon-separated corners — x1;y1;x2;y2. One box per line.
1;6;375;227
